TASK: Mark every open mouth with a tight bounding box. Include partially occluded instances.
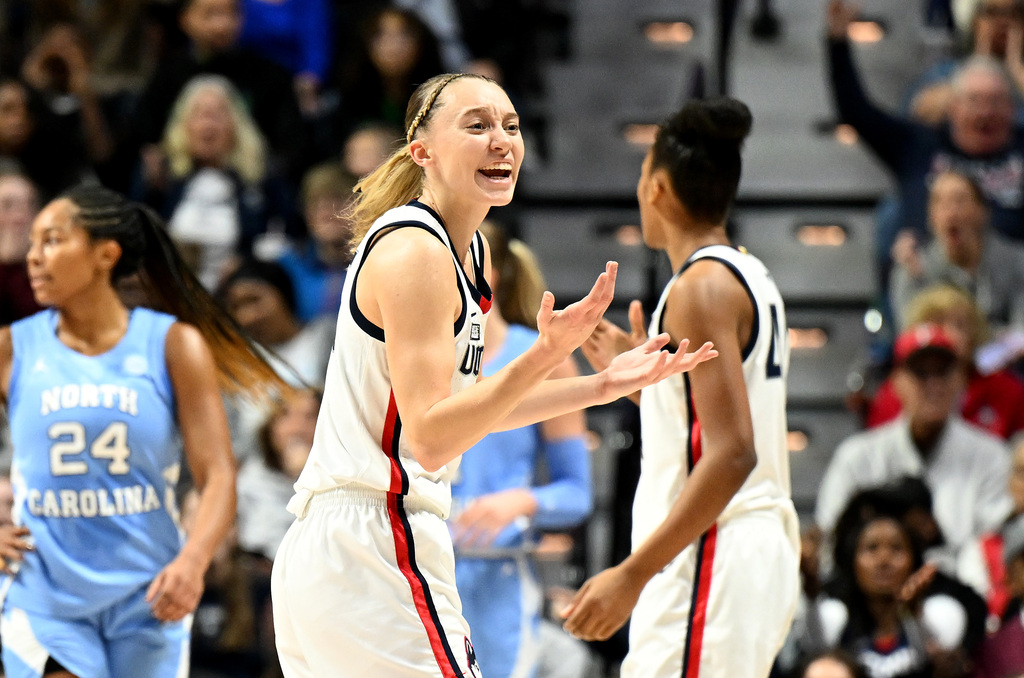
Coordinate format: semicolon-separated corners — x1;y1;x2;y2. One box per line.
479;163;513;180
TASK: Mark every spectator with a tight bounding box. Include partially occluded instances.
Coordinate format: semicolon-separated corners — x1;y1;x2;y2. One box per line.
800;650;870;678
969;515;1024;678
817;497;972;678
869;285;1024;440
237;0;333;117
276;163;356;323
217;258;333;388
20;23;116;168
957;437;1024;625
136;75;294;290
817;323;1012;560
393;0;470;71
890;170;1024;334
0;170;42;325
236;388;319;564
132;0;308;179
333;6;444;144
827;0;1024;278
907;0;1024;125
340;121;401;178
0;77;91;199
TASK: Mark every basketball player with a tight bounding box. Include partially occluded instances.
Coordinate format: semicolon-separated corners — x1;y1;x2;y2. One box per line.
270;73;718;678
0;184;285;678
563;98;801;678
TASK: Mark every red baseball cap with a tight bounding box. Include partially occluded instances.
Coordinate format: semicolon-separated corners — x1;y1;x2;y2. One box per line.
893;323;958;367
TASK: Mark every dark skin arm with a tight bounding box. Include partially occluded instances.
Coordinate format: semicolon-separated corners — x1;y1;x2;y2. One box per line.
0;328;30;572
145;322;237;622
562;260;758;640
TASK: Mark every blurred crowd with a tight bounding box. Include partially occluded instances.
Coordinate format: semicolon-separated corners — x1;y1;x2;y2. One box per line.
4;0;1024;677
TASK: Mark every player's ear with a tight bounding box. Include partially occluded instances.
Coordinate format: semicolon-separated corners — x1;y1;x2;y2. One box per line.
409;139;431;167
648;168;677;214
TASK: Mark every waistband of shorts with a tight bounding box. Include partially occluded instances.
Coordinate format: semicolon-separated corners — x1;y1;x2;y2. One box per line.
287;486;440;520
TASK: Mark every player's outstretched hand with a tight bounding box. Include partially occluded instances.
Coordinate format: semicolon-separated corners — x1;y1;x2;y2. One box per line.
561;564;643;641
0;525;32;574
582;299;648;373
598;334;717;401
146;552;207;622
536;262;617;358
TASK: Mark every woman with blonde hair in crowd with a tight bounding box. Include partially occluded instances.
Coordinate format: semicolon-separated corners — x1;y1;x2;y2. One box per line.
867;284;1024;440
134;75;293;290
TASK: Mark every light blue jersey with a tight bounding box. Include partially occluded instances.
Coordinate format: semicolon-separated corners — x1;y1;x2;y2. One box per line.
452;324;592;678
4;307;182;618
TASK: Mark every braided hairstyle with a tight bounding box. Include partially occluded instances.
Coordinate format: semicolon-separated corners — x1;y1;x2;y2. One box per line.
650;97;753;226
62;184;287;397
346;72;498;250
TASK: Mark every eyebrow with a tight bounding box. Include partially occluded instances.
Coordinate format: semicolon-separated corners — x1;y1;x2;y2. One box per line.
459;106;519;120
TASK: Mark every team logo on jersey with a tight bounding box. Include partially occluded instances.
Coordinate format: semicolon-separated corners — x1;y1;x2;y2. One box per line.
32;358;47;373
470;322;481;341
459;345;484;376
464;637;481;678
122;354;148;376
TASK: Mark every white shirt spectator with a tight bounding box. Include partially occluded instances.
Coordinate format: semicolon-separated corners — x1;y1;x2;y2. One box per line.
816;416;1012;558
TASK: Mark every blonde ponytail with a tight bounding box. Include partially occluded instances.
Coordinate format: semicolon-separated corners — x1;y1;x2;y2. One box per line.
347;148;424;250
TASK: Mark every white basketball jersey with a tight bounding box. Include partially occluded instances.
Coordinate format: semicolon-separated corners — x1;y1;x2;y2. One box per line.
633;245;793;548
291;201;491;518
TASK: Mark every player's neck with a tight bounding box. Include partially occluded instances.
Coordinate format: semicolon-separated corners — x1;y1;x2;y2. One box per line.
665;226;730;271
56;291;130;356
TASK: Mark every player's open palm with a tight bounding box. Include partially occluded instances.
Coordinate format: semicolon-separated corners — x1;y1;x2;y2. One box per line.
536;263;617;357
582;299;648;373
146;553;207;621
600;334;717;400
561;564;643;641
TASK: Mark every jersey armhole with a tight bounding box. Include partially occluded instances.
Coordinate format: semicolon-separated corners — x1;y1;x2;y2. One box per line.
350;222;467;342
678;255;760;361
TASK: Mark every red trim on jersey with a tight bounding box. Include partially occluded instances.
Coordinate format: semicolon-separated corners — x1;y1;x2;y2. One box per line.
683;410;716;678
478;295;492;314
382;390;403;494
685;524;718;678
385;494;461;678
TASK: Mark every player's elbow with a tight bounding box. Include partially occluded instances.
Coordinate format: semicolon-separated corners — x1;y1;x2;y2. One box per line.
407;437;454;473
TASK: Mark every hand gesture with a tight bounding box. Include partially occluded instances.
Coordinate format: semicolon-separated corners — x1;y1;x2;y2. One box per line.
891;229;923;279
898;561;938;616
451;488;536;547
582;299;648;373
145;552;207;622
1005;23;1024;94
561;564;644;641
827;0;859;40
0;525;32;574
598;334;717;401
536;262;618;359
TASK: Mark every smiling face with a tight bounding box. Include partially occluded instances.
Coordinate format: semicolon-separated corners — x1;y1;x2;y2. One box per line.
25;199;116;307
854;518;915;599
413;77;523;211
